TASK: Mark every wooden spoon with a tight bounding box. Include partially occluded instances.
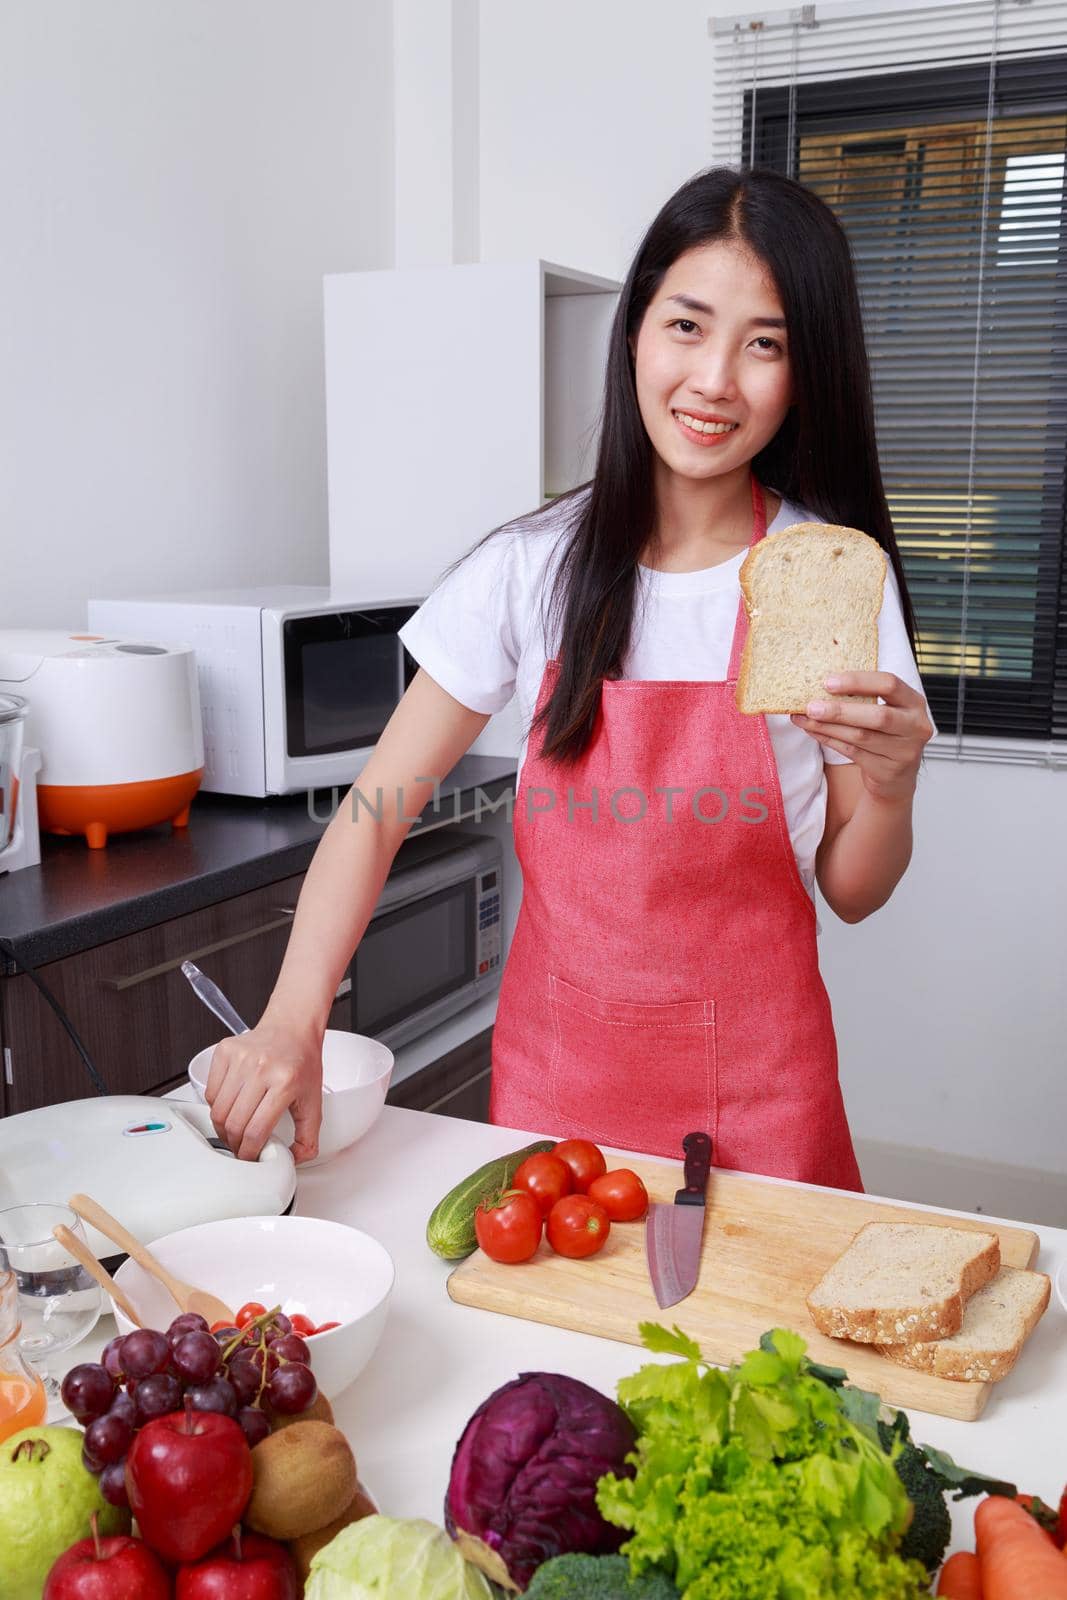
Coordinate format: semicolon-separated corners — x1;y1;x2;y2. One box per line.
68;1193;234;1327
52;1223;143;1328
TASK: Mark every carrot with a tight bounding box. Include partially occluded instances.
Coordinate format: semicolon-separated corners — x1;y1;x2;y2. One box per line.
937;1550;983;1598
976;1494;1067;1599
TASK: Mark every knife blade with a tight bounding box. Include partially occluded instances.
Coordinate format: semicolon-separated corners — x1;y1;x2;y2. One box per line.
645;1130;713;1309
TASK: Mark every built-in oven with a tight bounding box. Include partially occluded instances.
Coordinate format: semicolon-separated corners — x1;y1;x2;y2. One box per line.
353;826;503;1050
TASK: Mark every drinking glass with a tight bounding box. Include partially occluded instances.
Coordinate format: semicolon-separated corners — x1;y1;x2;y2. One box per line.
0;1205;102;1411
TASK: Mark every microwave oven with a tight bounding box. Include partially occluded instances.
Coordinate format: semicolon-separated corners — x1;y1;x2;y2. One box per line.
351;826;503;1050
87;587;420;797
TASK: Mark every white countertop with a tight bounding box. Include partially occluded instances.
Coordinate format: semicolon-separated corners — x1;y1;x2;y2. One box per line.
68;1105;1067;1560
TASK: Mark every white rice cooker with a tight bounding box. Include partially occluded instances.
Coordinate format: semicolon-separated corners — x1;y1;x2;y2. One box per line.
0;630;203;848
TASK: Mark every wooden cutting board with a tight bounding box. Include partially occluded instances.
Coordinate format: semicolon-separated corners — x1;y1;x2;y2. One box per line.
447;1159;1041;1421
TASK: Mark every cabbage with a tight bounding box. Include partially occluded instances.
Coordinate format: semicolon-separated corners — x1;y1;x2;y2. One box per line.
446;1372;637;1591
305;1516;497;1599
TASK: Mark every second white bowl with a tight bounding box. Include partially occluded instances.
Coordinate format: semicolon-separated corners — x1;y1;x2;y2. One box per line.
189;1028;393;1166
111;1214;395;1398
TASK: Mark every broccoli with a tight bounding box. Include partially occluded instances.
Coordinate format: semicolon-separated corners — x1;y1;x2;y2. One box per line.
524;1553;680;1599
875;1414;1017;1576
885;1432;952;1574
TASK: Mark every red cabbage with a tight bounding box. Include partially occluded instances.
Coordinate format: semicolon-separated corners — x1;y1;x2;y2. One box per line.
445;1371;637;1592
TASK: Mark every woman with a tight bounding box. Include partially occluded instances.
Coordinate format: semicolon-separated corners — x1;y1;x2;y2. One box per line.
207;167;935;1188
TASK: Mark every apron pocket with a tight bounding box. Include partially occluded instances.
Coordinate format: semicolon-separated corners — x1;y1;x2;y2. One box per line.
548;973;716;1157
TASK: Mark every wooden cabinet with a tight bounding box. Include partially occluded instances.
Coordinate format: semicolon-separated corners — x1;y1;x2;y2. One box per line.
0;874;350;1114
386;1027;493;1123
1;873;495;1123
0;891;493;1123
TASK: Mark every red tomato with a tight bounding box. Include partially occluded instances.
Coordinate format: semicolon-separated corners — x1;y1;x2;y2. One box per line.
209;1320;232;1334
587;1168;649;1222
312;1321;341;1335
288;1313;317;1338
234;1301;267;1329
546;1195;610;1259
512;1152;573;1217
475;1189;543;1264
552;1139;607;1195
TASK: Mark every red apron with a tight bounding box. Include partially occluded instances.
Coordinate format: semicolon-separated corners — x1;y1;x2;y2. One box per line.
490;473;863;1190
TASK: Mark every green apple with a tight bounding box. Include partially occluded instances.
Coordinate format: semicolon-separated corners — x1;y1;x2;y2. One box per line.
0;1424;130;1600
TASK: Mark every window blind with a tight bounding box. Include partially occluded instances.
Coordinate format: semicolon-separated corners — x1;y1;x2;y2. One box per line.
710;0;1067;765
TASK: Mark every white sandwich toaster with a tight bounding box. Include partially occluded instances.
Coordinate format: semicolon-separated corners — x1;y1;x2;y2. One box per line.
0;1097;296;1267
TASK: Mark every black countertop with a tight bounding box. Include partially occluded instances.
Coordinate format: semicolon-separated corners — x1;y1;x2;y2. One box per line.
0;756;518;971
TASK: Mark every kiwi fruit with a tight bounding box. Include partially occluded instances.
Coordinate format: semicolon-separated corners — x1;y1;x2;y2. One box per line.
270;1389;334;1431
288;1482;377;1583
246;1420;358;1540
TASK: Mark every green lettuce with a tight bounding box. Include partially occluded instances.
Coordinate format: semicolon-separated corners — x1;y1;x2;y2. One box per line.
595;1326;930;1600
306;1515;498;1599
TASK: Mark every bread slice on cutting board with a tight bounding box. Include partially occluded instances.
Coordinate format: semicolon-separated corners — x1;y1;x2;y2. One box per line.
874;1265;1051;1382
736;522;887;714
805;1221;1001;1344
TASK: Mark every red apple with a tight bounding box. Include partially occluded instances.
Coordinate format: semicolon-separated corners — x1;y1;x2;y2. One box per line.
176;1529;298;1599
126;1410;253;1564
44;1522;171;1600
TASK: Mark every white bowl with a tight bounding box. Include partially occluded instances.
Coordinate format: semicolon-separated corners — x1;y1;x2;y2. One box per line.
189;1029;393;1167
112;1215;394;1399
1055;1259;1067;1315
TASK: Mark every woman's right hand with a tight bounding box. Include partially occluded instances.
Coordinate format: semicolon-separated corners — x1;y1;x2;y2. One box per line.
204;1017;324;1163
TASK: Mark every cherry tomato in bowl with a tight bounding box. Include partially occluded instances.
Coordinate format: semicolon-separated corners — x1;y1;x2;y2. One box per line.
546;1195;610;1259
587;1168;649;1222
552;1139;607;1195
512;1152;573;1217
475;1189;543;1264
234;1301;267;1329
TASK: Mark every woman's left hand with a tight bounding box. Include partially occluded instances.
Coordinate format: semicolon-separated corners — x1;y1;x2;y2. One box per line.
790;672;935;802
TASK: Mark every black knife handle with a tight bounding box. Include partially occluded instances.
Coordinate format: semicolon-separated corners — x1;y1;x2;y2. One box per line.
675;1131;712;1206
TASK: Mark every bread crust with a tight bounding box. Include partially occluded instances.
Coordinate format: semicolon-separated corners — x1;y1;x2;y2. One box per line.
736;522;887;715
875;1271;1051;1381
805;1225;1001;1344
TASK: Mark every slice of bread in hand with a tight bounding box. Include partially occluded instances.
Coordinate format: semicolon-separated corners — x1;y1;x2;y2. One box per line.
875;1265;1051;1382
736;522;887;714
805;1221;1001;1344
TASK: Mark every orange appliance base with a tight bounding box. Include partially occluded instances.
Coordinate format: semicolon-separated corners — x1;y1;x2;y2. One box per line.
39;769;204;849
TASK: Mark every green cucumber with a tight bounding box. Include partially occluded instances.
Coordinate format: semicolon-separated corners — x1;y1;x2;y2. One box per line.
426;1139;556;1260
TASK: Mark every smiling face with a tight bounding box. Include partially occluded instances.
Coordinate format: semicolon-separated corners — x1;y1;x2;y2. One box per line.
632;240;794;491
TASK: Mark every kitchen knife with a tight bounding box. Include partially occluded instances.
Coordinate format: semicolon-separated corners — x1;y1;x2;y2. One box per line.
645;1131;712;1309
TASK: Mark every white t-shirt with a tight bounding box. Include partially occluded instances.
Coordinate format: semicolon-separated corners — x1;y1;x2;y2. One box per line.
399;488;937;903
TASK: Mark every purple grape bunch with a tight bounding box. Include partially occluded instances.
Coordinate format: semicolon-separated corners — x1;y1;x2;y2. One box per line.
60;1305;321;1502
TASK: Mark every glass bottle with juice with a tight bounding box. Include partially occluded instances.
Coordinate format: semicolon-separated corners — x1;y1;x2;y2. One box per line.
0;1267;46;1442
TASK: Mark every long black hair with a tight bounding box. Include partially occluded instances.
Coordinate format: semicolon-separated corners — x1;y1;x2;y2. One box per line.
466;166;918;764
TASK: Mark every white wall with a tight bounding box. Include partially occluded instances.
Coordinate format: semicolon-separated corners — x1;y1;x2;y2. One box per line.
824;758;1067;1175
479;0;713;281
474;0;1067;1202
0;0;394;629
